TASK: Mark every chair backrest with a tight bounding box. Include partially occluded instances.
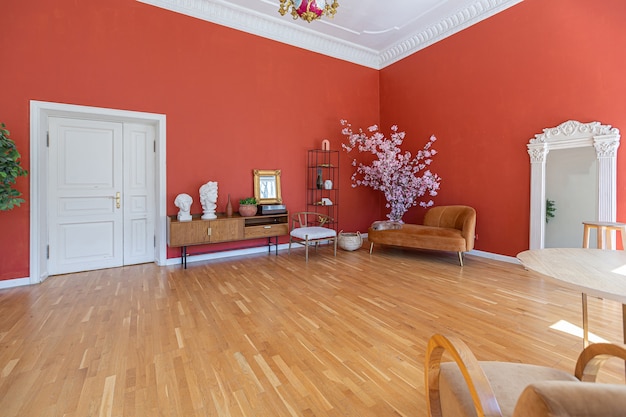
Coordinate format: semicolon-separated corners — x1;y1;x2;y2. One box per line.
292;211;333;228
423;205;476;250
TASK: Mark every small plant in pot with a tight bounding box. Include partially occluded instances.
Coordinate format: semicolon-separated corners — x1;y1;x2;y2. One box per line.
238;197;258;217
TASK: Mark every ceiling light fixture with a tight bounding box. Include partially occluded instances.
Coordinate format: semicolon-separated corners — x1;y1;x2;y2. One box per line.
278;0;339;23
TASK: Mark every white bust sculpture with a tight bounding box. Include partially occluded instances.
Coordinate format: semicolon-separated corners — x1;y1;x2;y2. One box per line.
174;193;193;221
199;181;218;220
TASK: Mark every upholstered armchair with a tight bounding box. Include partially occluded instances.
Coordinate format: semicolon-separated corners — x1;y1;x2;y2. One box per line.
425;334;626;417
289;212;337;262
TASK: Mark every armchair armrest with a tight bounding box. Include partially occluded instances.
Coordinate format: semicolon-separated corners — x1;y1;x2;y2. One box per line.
575;342;626;382
425;334;503;417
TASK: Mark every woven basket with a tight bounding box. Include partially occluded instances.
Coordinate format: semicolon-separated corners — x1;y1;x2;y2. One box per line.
338;231;363;251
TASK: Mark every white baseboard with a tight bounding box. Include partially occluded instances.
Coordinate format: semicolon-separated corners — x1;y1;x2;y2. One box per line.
0;277;31;290
0;243;518;289
468;249;519;264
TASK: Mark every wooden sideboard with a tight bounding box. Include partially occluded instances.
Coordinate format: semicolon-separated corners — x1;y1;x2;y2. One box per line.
167;212;289;268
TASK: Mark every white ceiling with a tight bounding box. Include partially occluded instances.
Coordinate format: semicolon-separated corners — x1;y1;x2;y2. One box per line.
137;0;523;69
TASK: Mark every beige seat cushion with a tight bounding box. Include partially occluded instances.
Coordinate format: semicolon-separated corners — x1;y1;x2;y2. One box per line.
439;361;578;417
513;381;626;417
290;226;336;240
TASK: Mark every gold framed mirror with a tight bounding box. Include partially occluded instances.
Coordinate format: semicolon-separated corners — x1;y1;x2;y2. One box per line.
253;169;282;205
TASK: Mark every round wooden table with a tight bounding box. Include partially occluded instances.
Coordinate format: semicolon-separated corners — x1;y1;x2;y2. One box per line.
517;248;626;347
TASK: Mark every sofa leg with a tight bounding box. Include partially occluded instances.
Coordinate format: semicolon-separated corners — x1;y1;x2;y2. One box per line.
458;252;464;267
369;242;374;254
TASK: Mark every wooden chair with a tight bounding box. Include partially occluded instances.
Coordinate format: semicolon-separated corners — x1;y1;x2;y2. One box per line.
582;220;626;250
288;212;337;262
425;334;626;417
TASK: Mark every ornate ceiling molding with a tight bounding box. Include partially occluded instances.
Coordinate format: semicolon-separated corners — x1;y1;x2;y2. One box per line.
137;0;523;69
380;0;523;67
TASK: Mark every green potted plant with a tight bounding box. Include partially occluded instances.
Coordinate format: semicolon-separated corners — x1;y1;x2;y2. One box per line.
238;197;258;217
0;122;28;211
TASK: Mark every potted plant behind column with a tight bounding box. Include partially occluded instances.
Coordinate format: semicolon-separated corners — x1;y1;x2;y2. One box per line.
238;197;258;217
0;122;28;211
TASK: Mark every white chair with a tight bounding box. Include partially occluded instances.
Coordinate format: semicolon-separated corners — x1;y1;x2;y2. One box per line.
289;212;337;262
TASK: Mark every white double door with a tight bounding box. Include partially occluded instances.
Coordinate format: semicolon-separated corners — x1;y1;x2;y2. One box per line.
48;117;155;275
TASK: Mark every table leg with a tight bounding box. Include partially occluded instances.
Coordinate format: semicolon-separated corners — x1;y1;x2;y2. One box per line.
605;228;613;250
623;303;626;345
597;226;605;249
582;293;589;348
623;303;626;380
583;224;591;248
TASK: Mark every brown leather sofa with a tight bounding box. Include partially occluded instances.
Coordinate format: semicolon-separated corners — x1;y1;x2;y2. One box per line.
367;205;476;266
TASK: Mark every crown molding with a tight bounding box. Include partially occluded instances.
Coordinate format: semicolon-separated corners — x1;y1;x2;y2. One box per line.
380;0;523;68
137;0;523;70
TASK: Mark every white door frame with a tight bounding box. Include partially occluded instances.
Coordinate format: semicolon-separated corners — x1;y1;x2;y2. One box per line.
30;100;167;284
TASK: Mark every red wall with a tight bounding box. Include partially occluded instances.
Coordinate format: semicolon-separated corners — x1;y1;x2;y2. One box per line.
0;0;379;280
380;0;626;256
3;0;626;280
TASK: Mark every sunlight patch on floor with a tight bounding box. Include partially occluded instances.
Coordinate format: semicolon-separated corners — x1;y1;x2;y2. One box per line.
550;320;609;343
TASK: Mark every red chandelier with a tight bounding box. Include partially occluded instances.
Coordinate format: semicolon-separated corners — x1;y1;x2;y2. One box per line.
278;0;339;23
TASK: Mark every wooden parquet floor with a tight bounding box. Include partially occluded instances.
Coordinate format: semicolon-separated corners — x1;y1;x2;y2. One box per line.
0;244;624;416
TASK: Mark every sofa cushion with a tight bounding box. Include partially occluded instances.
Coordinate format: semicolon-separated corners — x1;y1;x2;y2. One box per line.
368;224;468;252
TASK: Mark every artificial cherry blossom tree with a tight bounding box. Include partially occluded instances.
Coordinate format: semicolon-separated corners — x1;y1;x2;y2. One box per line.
340;119;441;222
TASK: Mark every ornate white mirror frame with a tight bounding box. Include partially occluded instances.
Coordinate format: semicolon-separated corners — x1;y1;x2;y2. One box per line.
526;120;620;249
527;120;620;249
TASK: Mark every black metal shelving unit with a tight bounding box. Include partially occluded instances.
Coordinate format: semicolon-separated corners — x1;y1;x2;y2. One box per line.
306;149;339;231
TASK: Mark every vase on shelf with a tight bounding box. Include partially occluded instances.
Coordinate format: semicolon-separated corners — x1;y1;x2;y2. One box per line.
316;168;323;189
226;194;233;217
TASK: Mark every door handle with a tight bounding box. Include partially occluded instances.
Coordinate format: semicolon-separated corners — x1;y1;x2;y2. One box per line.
115;192;121;209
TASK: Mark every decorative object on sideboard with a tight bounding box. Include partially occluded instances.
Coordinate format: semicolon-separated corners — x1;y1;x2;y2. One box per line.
174;193;193;222
341;119;441;222
199;181;218;220
338;231;362;251
254;169;283;205
321;139;330;151
324;179;333;190
258;204;288;215
0;122;28;211
226;193;233;217
239;197;258;217
278;0;339;23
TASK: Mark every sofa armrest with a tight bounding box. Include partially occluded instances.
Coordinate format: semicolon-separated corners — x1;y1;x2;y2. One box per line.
424;206;476;251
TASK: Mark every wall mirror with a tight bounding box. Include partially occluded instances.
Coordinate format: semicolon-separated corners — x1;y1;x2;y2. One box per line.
254;169;282;205
526;120;620;249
